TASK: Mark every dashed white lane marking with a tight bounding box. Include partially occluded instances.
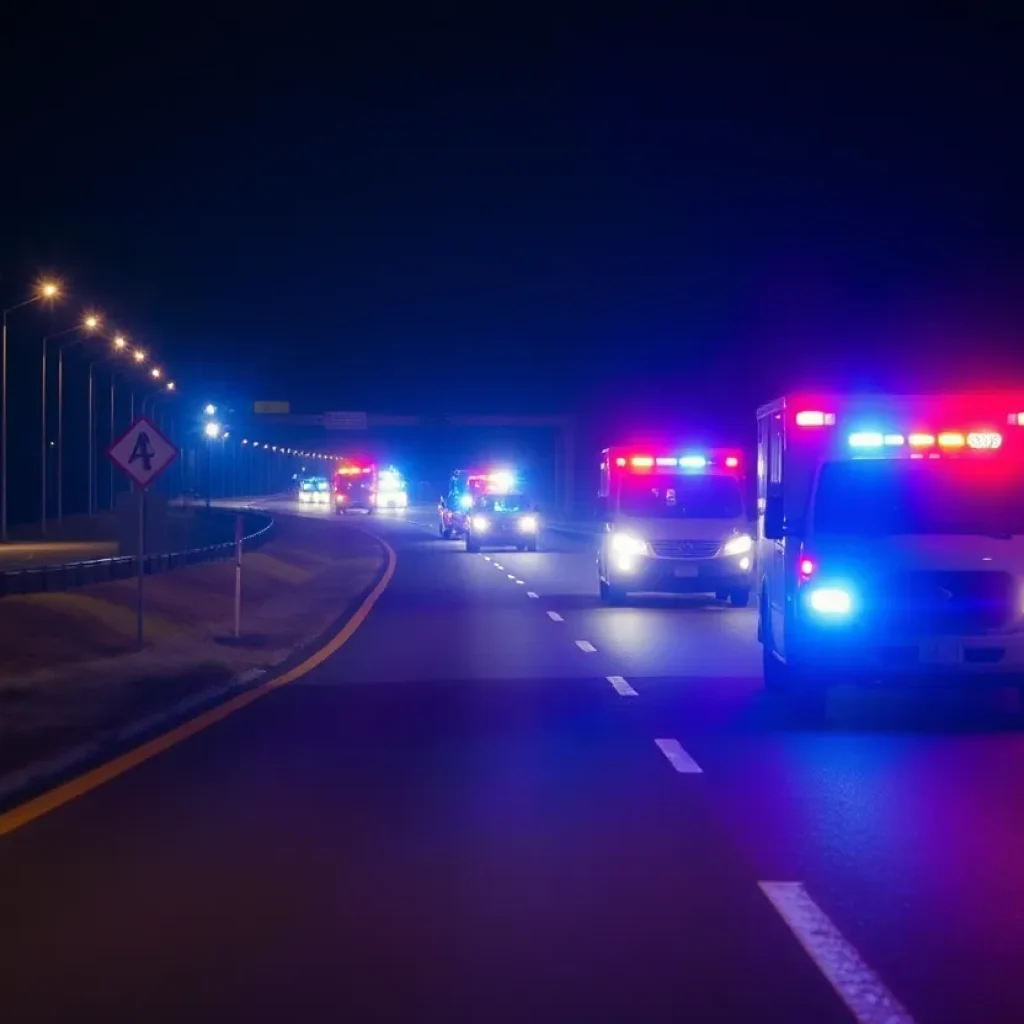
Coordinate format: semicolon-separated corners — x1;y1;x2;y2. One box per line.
654;738;702;774
758;881;915;1024
527;591;539;599
483;556;491;561
574;640;597;653
507;573;516;579
607;675;638;696
494;563;504;570
546;611;564;622
515;579;525;584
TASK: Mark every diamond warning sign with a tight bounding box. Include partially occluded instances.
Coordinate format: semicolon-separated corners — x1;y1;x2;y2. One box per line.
107;416;179;489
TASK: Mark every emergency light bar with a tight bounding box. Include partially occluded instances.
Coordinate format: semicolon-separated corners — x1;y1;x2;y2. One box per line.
612;452;741;471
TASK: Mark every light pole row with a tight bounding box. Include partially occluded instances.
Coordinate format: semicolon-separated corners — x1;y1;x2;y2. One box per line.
3;279;180;542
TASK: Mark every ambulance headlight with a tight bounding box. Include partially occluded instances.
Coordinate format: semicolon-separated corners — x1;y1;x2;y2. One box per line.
808;587;852;615
722;533;753;556
472;515;490;532
610;532;648;556
519;515;538;532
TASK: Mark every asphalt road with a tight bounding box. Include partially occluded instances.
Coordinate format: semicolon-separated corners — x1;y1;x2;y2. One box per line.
2;501;1023;1021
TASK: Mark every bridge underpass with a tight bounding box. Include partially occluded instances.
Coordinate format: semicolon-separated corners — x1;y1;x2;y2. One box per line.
235;412;577;512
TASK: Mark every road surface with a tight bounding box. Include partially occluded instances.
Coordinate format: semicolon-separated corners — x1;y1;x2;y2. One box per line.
2;501;1023;1021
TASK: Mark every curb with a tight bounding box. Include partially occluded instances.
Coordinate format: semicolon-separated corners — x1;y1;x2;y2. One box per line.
0;531;392;817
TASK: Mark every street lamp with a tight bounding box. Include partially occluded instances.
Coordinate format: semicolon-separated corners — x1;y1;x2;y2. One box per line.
54;314;103;526
204;403;216;417
2;279;61;541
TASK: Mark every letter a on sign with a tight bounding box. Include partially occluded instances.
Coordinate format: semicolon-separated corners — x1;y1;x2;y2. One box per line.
107;416;179;489
129;431;156;473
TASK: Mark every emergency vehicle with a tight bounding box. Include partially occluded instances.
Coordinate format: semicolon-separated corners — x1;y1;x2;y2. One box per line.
438;468;515;538
298;475;331;504
376;466;408;510
597;447;752;605
757;393;1024;704
333;459;377;514
465;491;539;552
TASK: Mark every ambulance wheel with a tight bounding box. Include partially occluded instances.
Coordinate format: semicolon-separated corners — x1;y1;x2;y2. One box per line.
729;588;751;608
599;578;628;606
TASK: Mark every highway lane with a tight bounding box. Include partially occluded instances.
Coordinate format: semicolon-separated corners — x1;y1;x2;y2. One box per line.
0;501;853;1023
501;519;1024;1024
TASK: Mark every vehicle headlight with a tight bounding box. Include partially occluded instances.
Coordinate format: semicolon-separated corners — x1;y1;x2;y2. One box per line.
610;532;648;556
472;515;490;531
808;587;852;615
722;533;753;556
519;515;538;532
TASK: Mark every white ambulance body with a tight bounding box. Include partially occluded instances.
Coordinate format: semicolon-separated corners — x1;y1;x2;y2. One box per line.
757;393;1024;696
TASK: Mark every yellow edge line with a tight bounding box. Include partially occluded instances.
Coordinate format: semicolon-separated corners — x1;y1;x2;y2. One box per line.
0;534;398;839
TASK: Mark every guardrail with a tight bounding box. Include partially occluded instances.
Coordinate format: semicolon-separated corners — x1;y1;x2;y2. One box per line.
0;510;275;598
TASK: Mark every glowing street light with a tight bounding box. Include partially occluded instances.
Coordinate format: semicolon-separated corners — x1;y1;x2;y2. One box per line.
133;349;145;363
204;421;222;440
83;314;101;330
150;367;162;379
113;335;127;350
166;381;176;392
39;281;60;299
204;403;216;416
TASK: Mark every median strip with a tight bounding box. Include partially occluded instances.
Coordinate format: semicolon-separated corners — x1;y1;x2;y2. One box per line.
0;515;388;802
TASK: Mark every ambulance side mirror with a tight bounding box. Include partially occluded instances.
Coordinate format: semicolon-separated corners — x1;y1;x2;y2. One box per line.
764;495;785;540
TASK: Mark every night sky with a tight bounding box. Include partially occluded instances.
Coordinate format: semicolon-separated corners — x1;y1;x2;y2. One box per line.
3;8;1023;427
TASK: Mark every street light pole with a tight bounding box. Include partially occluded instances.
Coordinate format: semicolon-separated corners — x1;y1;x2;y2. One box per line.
2;284;61;542
110;374;116;509
41;335;47;535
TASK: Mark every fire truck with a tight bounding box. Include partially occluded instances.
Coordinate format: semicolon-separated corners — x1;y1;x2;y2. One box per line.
757;393;1024;706
597;447;752;606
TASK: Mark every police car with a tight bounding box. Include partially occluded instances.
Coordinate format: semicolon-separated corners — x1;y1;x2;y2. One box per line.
465;492;539;552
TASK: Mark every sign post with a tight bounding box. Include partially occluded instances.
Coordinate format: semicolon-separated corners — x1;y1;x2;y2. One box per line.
107;417;179;648
234;513;243;638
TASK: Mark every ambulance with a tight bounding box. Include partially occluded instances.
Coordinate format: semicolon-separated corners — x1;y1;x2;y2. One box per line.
597;447;752;605
375;466;408;510
757;393;1024;701
333;459;377;514
297;475;331;504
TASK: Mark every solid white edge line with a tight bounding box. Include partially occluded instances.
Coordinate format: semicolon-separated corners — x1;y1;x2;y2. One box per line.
546;611;564;622
607;675;638;696
758;881;915;1024
574;640;597;653
527;591;539;598
653;738;702;774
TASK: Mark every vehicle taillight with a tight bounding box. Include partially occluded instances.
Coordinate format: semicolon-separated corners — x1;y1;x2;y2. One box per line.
798;557;815;581
725;456;739;468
